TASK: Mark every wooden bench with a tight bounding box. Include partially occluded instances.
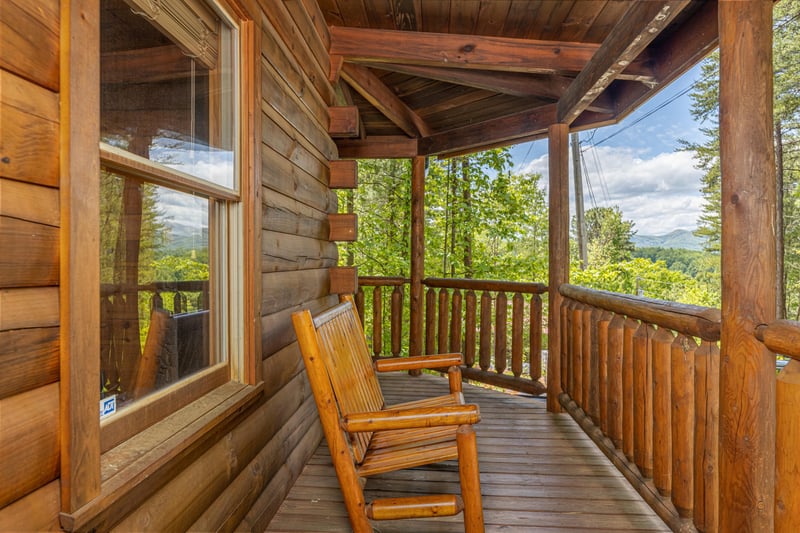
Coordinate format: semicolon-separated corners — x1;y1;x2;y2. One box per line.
292;295;484;532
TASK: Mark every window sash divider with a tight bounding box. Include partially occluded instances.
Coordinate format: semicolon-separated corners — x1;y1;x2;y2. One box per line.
100;143;240;201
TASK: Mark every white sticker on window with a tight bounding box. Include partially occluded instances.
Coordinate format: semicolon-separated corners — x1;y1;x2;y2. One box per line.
100;395;117;419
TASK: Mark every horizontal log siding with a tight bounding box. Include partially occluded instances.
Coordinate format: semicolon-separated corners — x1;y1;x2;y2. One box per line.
0;0;62;518
242;0;336;530
0;0;335;528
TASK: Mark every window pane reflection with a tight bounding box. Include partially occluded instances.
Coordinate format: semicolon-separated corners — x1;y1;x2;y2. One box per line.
100;169;216;410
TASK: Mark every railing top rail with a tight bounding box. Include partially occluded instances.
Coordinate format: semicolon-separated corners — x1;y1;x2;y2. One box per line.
100;280;209;296
561;284;721;341
755;319;800;360
423;277;548;294
358;276;408;287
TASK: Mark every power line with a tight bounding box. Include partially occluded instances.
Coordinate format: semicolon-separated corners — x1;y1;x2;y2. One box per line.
589;84;695;147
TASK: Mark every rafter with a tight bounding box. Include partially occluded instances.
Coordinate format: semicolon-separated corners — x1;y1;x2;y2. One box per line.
611;0;719;124
418;104;557;156
364;62;614;114
365;62;570;99
329;26;654;79
557;0;691;125
340;63;432;138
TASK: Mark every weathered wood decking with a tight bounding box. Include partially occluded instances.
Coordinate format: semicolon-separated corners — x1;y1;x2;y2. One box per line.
266;373;669;532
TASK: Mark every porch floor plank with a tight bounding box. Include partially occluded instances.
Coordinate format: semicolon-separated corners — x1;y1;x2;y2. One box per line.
265;373;669;532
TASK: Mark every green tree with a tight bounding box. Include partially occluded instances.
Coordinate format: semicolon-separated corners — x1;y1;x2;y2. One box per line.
583;206;636;266
682;0;800;316
572;258;717;307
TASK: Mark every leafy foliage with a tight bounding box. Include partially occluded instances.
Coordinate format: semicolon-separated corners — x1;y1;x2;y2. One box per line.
346;149;550;283
682;0;800;317
583;206;636;265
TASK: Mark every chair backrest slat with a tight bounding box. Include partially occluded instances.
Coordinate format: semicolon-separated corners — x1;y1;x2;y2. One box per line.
311;298;384;462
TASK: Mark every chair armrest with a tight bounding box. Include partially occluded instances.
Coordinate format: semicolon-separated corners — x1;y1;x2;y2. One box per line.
373;353;463;372
341;404;480;433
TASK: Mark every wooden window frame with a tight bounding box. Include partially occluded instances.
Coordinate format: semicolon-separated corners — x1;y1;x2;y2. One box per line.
59;0;261;529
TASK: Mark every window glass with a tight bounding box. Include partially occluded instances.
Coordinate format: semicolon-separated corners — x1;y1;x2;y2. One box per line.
99;0;239;416
101;0;236;189
100;171;214;408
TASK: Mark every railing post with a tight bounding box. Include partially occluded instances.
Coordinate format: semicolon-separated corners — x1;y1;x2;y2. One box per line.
607;314;625;449
671;334;697;519
464;290;477;367
479;291;492;371
694;340;719;532
652;327;674;498
450;289;462;354
530;294;542;380
494;291;507;374
372;286;383;357
425;287;436;355
511;292;524;378
438;289;449;355
390;285;403;356
633;322;654;479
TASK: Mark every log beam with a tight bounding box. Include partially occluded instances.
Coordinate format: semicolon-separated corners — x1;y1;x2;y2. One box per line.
547;123;569;413
557;1;690;125
340;63;432;137
329;26;654;79
419;104;556;156
718;0;776;530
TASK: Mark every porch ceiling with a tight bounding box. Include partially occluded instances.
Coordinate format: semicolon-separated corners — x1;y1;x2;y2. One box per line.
321;0;717;158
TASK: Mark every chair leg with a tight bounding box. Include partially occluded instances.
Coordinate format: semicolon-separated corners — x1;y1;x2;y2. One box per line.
456;425;484;533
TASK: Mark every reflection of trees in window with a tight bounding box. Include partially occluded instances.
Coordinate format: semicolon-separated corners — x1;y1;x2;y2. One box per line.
100;169;210;406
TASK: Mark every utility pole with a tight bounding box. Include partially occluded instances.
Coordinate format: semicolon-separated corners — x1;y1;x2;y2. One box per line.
571;132;587;269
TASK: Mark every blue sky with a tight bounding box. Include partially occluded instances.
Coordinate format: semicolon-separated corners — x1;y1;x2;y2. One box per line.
509;64;709;236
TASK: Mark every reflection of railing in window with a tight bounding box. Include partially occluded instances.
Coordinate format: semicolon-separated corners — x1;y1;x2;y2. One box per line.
100;280;209;407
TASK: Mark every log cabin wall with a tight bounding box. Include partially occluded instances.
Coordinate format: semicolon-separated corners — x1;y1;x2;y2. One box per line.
0;0;338;529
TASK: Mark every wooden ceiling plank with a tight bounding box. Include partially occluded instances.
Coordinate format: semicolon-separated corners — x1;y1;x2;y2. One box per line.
554;1;608;43
340;63;432;137
391;0;418;31
333;0;370;28
473;1;511;37
556;0;691;125
419;0;449;33
418;104;557;156
448;0;480;34
329;26;653;77
536;1;576;42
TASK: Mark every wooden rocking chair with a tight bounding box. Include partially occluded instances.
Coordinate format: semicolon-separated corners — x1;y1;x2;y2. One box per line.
291;295;484;532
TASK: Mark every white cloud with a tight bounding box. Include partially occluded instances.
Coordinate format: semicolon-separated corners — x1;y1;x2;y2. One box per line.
520;146;705;235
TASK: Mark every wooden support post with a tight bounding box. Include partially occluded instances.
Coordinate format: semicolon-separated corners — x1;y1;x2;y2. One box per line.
547;123;569;413
718;1;777;530
409;156;425;358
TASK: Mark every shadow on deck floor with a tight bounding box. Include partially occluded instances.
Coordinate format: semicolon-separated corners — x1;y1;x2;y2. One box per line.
265;373;669;532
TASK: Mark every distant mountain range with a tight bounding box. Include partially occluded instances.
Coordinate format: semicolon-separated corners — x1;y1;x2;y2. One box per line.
632;229;704;251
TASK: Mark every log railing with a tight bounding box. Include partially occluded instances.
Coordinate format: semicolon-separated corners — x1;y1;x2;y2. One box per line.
357;276;548;395
558;284;721;532
755;319;800;533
